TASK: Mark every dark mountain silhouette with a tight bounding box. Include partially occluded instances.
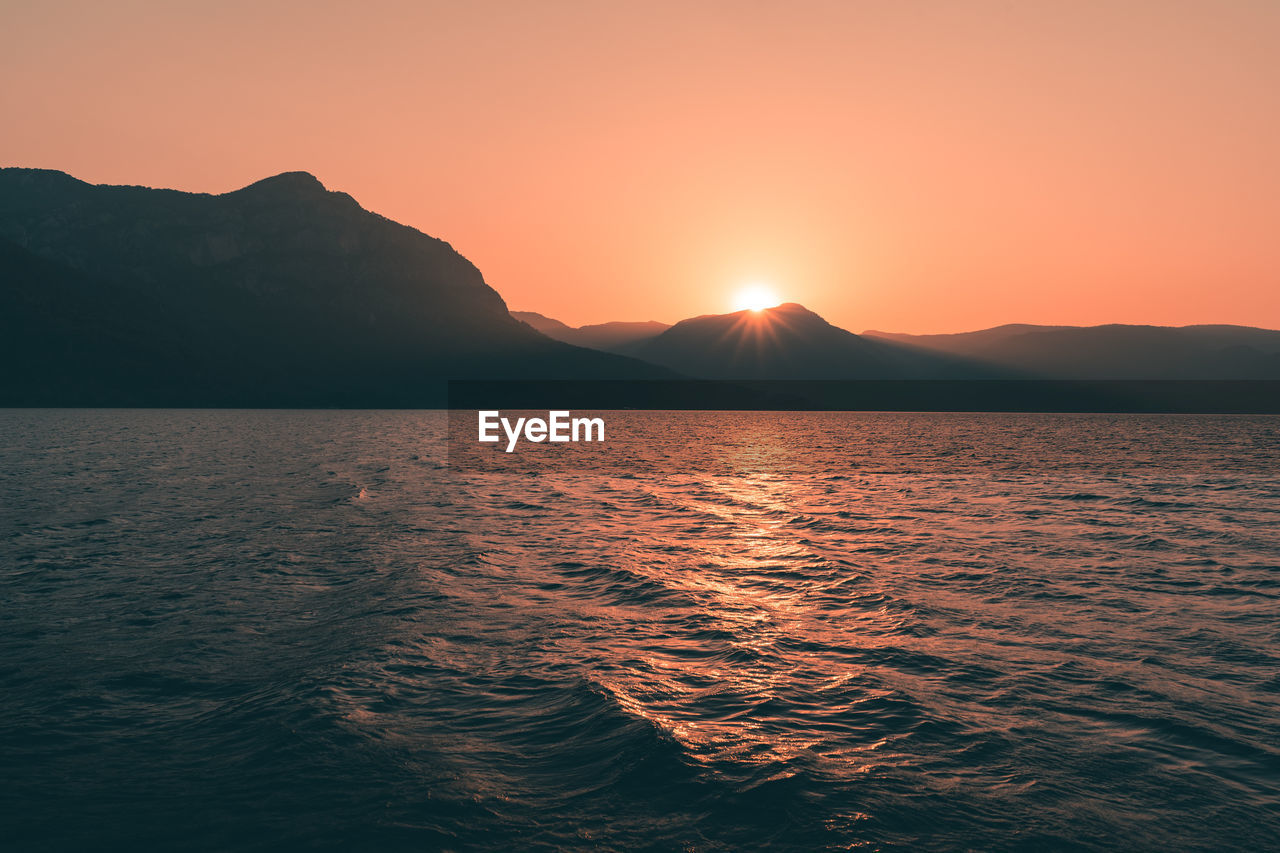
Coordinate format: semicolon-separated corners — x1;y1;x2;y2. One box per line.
512;311;669;355
629;303;993;379
5;167;1277;408
863;324;1280;379
511;311;578;339
0;168;669;405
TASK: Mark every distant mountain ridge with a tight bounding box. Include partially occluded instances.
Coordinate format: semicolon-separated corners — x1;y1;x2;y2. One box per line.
0;168;668;405
597;303;995;379
863;323;1280;379
516;304;1280;380
4;166;1277;407
512;311;670;355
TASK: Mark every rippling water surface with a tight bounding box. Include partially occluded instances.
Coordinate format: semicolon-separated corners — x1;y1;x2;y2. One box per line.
2;410;1279;851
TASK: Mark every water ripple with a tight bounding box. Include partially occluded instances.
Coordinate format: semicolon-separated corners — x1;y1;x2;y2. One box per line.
1;410;1279;851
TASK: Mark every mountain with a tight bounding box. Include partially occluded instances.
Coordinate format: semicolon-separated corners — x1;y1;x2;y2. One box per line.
863;324;1280;379
629;303;990;379
511;311;578;339
512;311;669;355
568;320;671;354
0;168;669;405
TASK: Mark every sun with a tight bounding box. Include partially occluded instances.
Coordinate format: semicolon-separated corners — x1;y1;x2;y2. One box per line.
732;284;781;313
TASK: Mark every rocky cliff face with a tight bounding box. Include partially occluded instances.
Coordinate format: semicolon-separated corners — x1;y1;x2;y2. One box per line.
0;169;667;404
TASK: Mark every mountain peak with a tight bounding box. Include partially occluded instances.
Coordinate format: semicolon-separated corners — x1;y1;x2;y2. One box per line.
0;167;88;187
761;302;815;316
725;301;828;325
0;170;671;404
230;171;328;197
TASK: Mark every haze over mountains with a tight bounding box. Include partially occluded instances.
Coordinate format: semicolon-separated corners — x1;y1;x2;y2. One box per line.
511;312;669;356
522;306;1280;381
0;168;667;405
863;324;1280;379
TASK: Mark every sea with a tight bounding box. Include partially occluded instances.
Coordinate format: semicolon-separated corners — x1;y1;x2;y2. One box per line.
2;409;1278;852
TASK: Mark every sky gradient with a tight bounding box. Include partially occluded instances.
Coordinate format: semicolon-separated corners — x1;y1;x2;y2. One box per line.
4;0;1279;332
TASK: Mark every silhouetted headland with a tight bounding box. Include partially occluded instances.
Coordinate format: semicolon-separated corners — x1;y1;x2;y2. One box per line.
0;168;669;407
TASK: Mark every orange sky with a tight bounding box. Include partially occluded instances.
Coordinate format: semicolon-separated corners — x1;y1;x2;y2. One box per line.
4;1;1279;333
